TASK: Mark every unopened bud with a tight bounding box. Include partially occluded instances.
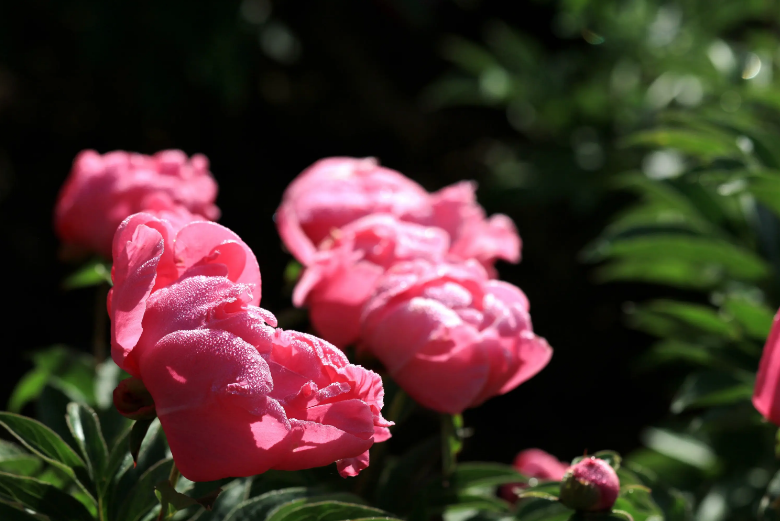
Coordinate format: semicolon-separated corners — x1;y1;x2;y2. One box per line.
559;457;620;512
113;377;156;420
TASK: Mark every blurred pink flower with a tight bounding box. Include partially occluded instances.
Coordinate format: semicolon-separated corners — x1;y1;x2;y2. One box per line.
499;449;568;503
55;149;219;257
109;213;390;481
293;214;449;347
276;157;431;265
276;157;520;271
360;259;551;413
429;181;521;272
753;310;780;424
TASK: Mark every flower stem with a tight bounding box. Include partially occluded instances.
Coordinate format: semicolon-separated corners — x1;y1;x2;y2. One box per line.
157;462;181;521
440;413;463;478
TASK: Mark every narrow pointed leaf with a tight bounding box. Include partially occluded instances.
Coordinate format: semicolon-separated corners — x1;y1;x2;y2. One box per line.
0;413;91;493
0;500;41;521
266;500;393;521
130;418;155;467
66;403;108;482
0;471;93;521
117;458;174;521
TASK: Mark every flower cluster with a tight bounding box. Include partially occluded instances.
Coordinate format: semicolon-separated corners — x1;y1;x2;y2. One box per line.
108;213;391;481
278;157;552;413
55;149;220;258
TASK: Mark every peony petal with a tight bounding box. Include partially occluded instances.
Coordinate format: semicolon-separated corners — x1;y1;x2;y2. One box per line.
496;332;553;395
273;418;373;473
138;329;293;482
110;219;164;376
337;450;370;477
174;221;261;305
754;311;780;424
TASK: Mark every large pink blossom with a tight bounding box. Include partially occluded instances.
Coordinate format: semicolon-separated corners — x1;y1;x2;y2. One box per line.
360;260;551;414
109;213;390;481
55;149;219;257
753;310;780;424
293;214;449;347
276;157;520;271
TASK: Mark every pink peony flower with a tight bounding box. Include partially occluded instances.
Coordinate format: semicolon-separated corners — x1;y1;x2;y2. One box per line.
276;157;431;265
55;149;219;258
293;214;450;348
753;310;780;424
559;457;620;512
499;449;569;503
276;157;521;272
109;213;391;481
360;259;552;414
429;181;521;271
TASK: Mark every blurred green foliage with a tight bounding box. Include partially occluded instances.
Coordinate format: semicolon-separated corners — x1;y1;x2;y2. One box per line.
429;0;780;519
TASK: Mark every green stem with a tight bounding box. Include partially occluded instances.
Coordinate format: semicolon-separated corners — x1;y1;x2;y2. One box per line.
440;413;463;478
157;462;181;521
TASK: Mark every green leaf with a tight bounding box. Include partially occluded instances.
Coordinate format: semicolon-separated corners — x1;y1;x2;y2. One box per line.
0;500;42;521
0;471;94;521
643;300;737;337
154;479;218;514
0;440;41;477
110;419;166;519
95;359;123;410
516;491;559;501
117;458;174;521
104;426;131;490
66;402;108;483
0;413;91;493
224;488;314;521
8;345;72;413
622;129;743;160
441;37;500;75
130;418;155;466
747;172;780;219
266;500;394;521
375;436;439;512
589;235;770;284
193;478;252;521
594;258;721;289
449;463;528;489
723;296;774;340
640;428;718;471
513;498;571;521
63;259;112;289
670;371;754;413
640;339;728;370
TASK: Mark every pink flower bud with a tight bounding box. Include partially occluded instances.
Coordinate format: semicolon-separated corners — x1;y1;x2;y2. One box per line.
113;377;156;420
559;457;620;512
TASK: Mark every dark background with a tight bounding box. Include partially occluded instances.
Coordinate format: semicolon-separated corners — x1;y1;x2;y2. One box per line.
0;0;669;464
